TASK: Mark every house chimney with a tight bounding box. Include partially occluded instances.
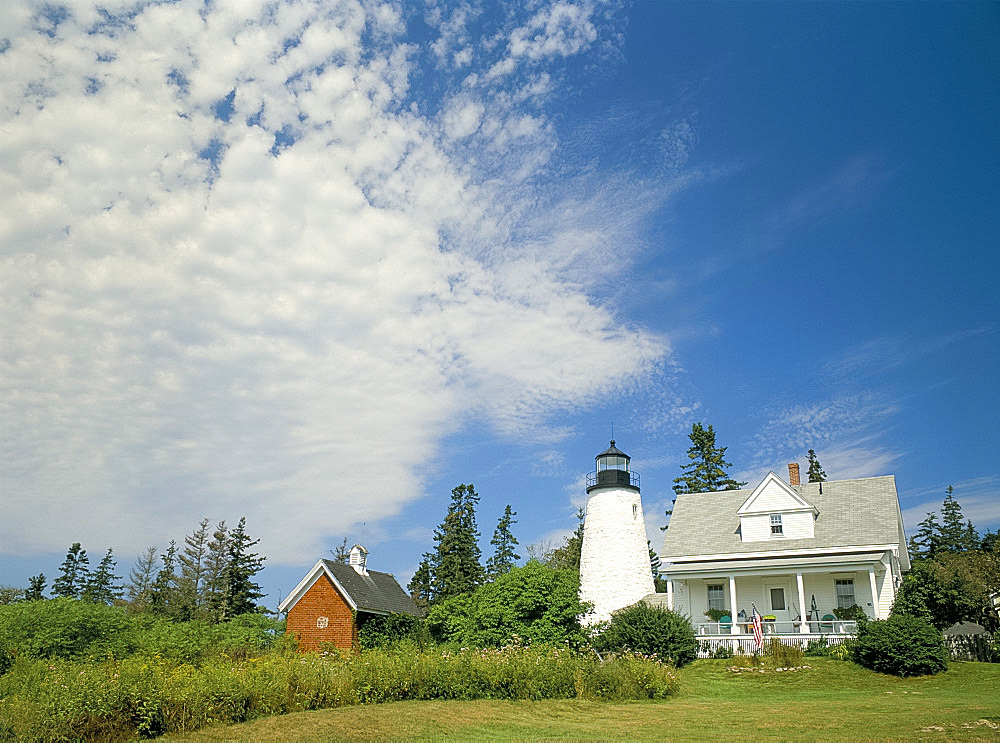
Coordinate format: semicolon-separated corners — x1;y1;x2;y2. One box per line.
788;463;800;486
349;544;369;575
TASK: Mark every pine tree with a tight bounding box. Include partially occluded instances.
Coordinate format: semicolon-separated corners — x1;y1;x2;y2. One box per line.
204;521;230;622
486;505;520;580
909;512;941;560
150;541;181;617
939;486;977;552
82;548;122;605
806;449;827;482
51;543;90;598
127;546;158;611
178;518;212;619
25;574;46;601
224;517;265;618
430;483;484;601
407;555;433;608
648;540;661;580
673;423;746;494
331;537;351;564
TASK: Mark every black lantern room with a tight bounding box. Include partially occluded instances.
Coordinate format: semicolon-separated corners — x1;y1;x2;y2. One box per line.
586;440;640;493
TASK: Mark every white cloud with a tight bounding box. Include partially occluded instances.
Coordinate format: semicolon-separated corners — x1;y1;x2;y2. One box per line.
0;1;667;564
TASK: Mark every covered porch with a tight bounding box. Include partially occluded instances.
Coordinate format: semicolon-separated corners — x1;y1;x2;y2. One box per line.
659;551;900;648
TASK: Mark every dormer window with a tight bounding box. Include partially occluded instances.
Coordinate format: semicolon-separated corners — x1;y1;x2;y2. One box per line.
770;514;783;536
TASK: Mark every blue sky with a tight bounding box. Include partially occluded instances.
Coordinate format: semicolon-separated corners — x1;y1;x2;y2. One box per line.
2;1;997;608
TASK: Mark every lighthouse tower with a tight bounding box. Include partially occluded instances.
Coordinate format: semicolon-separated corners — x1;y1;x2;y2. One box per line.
579;440;655;624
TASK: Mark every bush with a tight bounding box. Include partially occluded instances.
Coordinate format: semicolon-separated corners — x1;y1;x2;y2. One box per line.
426;563;588;648
851;614;947;676
593;602;697;667
710;644;733;659
764;638;804;667
358;613;426;650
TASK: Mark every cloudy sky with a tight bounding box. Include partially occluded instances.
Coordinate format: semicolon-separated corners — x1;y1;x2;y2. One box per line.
2;1;997;605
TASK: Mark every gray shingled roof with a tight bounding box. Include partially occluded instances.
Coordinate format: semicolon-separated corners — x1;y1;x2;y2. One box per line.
661;475;903;559
322;560;424;617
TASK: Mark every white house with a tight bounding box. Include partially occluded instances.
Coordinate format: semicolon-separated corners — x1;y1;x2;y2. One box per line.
655;464;909;652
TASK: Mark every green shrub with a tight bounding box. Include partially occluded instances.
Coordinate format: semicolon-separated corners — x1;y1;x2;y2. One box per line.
833;604;867;621
593;602;697;667
426;563;588;648
851;614;947;676
0;598;132;660
710;644;733;659
358;613;426;650
764;638;804;666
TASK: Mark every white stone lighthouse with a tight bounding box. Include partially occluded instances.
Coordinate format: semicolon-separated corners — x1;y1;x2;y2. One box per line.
579;440;655;624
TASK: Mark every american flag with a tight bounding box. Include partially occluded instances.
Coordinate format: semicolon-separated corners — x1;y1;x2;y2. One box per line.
751;604;763;650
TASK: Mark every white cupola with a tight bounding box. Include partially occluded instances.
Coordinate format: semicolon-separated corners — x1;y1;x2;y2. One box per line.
349;544;369;575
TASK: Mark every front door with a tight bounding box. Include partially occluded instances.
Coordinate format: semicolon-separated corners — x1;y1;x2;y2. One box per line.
765;582;792;630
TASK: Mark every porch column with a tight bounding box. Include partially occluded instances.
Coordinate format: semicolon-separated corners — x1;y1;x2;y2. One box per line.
667;579;673;610
796;572;808;634
868;566;879;618
729;575;739;634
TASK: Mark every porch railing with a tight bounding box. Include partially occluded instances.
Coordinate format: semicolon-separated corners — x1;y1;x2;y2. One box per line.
694;620;858;635
697;633;851;658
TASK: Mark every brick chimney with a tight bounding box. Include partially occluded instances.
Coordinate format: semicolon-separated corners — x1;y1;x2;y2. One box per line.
788;463;800;486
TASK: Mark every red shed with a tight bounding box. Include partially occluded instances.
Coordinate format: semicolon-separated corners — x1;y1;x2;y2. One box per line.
279;545;423;652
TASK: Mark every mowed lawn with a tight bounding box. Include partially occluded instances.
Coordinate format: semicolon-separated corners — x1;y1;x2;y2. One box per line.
169;659;1000;741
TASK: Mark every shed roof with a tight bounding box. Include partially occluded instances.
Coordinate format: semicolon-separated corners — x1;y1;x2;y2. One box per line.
278;559;424;617
662;475;905;560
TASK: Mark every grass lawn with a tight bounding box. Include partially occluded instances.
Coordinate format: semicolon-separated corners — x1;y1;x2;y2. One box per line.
169;659;1000;741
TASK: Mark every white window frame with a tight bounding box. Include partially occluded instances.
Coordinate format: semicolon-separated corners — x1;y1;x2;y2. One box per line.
835;578;856;609
770;513;783;536
707;584;725;612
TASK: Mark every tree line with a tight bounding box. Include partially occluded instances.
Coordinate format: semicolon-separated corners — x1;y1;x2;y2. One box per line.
3;517;266;622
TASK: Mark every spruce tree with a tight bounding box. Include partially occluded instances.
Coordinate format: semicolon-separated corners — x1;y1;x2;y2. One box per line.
127;546;158;611
82;548;122;605
204;521;230;622
909;512;941;560
939;486;977;552
224;516;265;618
806;449;827;482
407;555;433;607
51;543;89;598
431;483;484;601
178;518;212;619
673;423;746;494
486;505;520;580
150;541;180;617
25;573;46;601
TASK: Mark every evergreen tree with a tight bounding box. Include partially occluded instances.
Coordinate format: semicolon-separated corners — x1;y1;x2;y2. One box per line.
178;518;212;619
806;449;827;483
648;540;661;580
82;548;122;605
51;543;89;598
25;573;46;601
486;505;520;580
150;541;180;617
673;423;746;494
127;546;158;611
430;483;484;601
224;516;266;618
939;486;978;552
204;521;230;622
909;512;941;560
331;537;351;564
547;508;585;571
407;555;433;608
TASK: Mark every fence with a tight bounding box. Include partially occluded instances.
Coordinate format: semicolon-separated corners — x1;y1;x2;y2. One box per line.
945;633;994;662
697;633;849;658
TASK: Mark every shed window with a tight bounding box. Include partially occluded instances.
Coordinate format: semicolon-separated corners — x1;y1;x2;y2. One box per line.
835;579;856;609
770;514;783;535
707;584;725;612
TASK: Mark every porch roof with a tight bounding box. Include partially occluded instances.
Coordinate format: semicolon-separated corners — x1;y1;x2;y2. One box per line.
661;550;887;577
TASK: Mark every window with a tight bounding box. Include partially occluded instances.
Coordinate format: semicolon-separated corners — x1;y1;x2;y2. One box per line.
707;584;725;612
632;504;638;519
835;579;856;609
770;514;783;535
770;588;786;611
